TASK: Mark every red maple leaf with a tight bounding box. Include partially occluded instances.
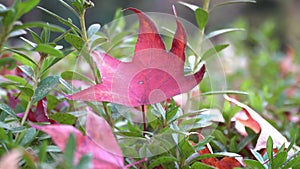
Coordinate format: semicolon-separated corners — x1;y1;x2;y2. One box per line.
67;8;206;107
31;111;124;168
16;98;57;124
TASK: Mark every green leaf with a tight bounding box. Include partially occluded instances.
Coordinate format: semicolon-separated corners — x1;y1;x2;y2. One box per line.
41;25;51;43
179;139;195;160
195;8;208;30
5;75;27;86
64;133;76;169
58;0;79;17
283;155;300;169
49;113;76;125
178;1;199;11
12;22;65;32
251;149;265;164
87;24;101;38
14;0;40;20
37;6;81;33
0;103;17;117
19;128;36;146
273;152;287;169
205;28;245;39
41;57;63;75
244;159;265;169
267;136;274;165
9;29;27;38
76;154;92;169
201;44;229;60
18;65;34;77
32;75;60;103
212;0;256;11
148;156;178;169
34;44;64;58
201;90;248;96
64;33;85;51
61;70;95;85
7;48;37;66
191;162;215;169
0;57;17;70
91;37;107;49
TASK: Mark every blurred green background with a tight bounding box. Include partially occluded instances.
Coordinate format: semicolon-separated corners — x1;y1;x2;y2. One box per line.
1;0;299;49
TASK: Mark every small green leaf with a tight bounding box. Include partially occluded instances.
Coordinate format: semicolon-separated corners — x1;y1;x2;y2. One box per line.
178;1;199;11
49;113;76;125
76;154;92;169
37;6;81;33
41;25;51;43
273;152;287;169
87;24;101;38
61;70;95;85
191;162;215;169
64;133;76;169
244;159;265;169
91;37;107;49
283;155;300;169
251;149;265;164
212;0;256;11
195;8;208;30
0;57;17;70
58;0;79;17
149;156;178;169
9;29;27;38
201;90;248;96
14;0;40;20
205;28;245;39
201;44;229;60
19;128;36;146
34;44;64;58
0;103;17;117
267;136;274;165
64;33;85;51
32;75;60;103
12;22;65;32
18;65;34;77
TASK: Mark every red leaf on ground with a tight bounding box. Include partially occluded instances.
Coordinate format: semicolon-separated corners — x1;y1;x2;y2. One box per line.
16;98;57;124
224;95;290;152
31;111;124;169
219;157;241;169
67;8;206;107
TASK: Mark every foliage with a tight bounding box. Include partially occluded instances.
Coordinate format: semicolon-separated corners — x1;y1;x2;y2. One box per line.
0;0;299;169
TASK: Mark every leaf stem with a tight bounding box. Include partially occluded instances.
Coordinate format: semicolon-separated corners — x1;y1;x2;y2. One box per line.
79;10;88;44
142;105;147;133
20;54;45;126
193;0;210;71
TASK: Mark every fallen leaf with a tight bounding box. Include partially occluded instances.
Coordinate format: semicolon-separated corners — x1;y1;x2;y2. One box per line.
192;133;242;169
17;98;57;124
224;95;290;152
0;149;22;169
67;8;206;107
31;111;124;169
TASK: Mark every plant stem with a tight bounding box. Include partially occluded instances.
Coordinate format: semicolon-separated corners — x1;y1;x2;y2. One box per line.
20;54;45;126
80;10;88;44
193;0;210;71
102;102;114;127
142;105;147;133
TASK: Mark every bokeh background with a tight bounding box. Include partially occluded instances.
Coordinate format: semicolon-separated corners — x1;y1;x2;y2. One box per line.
1;0;299;49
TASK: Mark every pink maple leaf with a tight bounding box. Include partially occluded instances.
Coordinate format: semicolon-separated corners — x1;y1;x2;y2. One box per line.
31;111;124;169
67;8;206;107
